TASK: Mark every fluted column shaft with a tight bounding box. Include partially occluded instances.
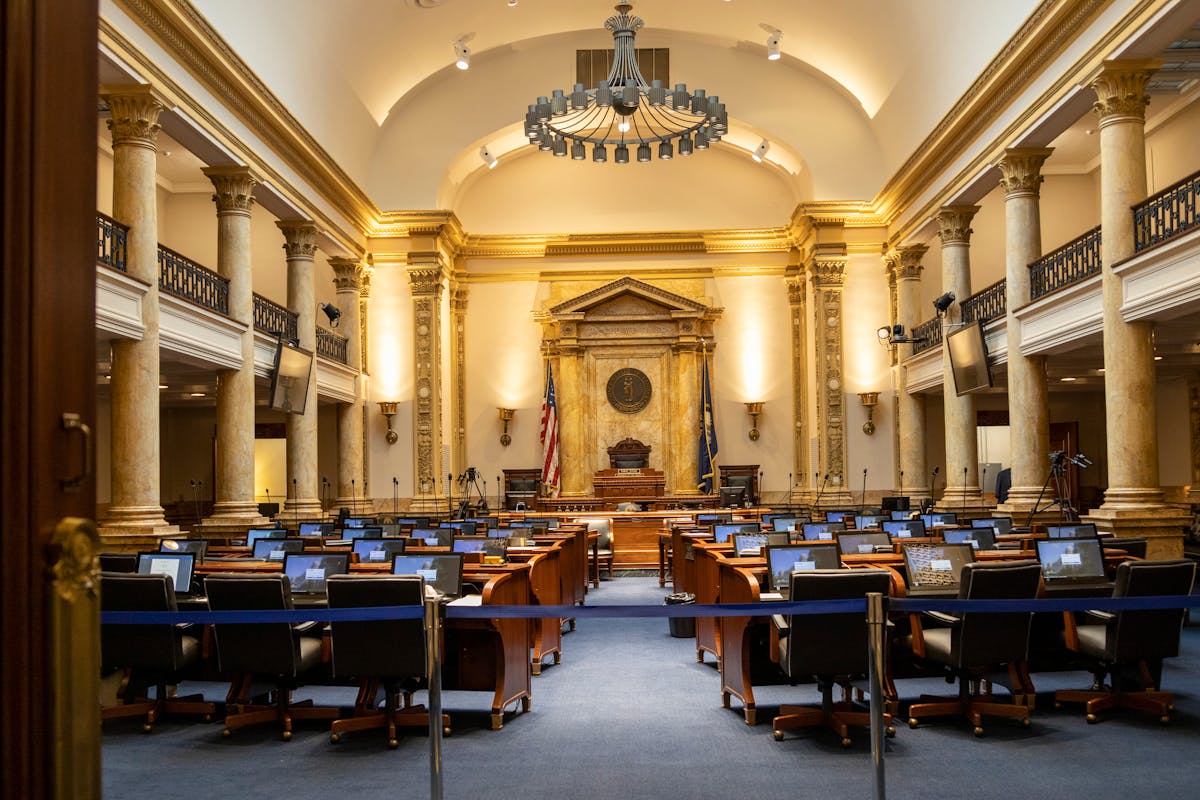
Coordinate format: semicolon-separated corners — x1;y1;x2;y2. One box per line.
407;260;446;510
277;220;323;517
935;206;985;509
203;166;265;523
894;245;929;500
997;149;1053;513
329;257;367;513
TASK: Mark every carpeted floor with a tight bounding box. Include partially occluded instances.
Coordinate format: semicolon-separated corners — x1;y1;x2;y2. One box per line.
102;576;1200;799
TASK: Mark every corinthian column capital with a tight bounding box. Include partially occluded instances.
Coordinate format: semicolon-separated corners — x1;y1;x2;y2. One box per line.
276;220;319;260
895;244;928;280
935;206;980;246
202;165;258;216
1089;59;1162;127
996;147;1054;199
100;84;172;150
328;256;364;291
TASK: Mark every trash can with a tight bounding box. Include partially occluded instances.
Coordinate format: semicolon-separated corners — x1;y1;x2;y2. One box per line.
665;592;695;638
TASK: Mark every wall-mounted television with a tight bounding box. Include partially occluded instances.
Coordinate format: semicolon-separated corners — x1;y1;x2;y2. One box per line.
947;320;992;396
269;340;314;414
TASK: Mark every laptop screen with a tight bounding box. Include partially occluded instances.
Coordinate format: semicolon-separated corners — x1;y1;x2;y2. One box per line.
137;552;195;596
732;533;769;556
298;522;334;537
771;517;803;532
802;521;844;542
696;513;732;525
972;517;1012;535
1046;523;1098;539
282;553;350;595
442;521;478;536
824;510;853;523
246;528;285;546
712;523;760;544
765;544;841;591
837;531;891;555
903;543;974;590
412;527;454;547
341;527;383;541
920;513;958;528
253;538;304;561
1036;538;1106;581
942;527;996;551
854;514;887;530
342;517;376;529
882;519;926;539
160;539;207;563
352;538;407;563
451;537;489;553
392;553;464;598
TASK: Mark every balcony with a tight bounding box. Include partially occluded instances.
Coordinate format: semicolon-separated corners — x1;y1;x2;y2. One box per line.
253;293;299;344
316;328;349;365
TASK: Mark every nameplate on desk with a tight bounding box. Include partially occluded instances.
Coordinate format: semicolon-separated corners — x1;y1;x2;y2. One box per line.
616;468;643;476
817;532;833;541
858;544;874;554
930;559;952;571
448;595;483;606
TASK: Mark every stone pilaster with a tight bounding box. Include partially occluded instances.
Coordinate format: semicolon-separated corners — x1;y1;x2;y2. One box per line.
407;258;447;511
98;84;179;547
329;256;369;515
1189;375;1200;505
994;148;1054;520
359;264;374;497
277;220;324;519
934;205;986;511
810;259;853;508
786;268;811;504
201;166;268;529
555;329;586;498
1081;59;1188;557
894;244;930;501
450;282;469;489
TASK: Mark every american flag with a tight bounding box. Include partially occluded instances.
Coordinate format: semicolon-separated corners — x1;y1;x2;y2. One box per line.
539;364;560;497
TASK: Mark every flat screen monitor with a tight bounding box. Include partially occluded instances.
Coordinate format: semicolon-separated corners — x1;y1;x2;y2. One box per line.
719;485;747;507
695;513;732;525
712;523;760;543
854;514;887;530
890;510;916;521
392;553;464;598
731;533;773;557
824;510;854;524
268;340;314;414
947;320;993;396
942;527;996;551
837;531;891;556
971;517;1013;535
136;552;195;596
442;521;478;536
1036;538;1106;582
282;553;349;596
298;522;335;537
342;517;376;529
765;544;841;591
1046;523;1098;539
352;538;407;564
252;538;304;561
395;517;431;528
451;537;488;553
160;539;207;563
920;512;958;528
882;519;927;539
801;521;843;542
771;517;805;532
246;528;285;547
412;527;454;548
880;496;910;512
902;543;975;592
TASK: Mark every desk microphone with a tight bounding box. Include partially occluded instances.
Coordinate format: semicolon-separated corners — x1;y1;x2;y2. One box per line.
929;467;939;505
859;467;869;515
962;466;968;516
899;470;904;496
813;473;830;516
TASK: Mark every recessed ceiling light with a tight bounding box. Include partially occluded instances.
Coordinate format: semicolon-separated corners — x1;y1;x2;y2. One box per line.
1154;355;1163;361
1060;376;1077;382
189;392;206;398
158;384;168;389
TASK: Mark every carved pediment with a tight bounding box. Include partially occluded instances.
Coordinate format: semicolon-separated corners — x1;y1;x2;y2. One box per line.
549;277;709;317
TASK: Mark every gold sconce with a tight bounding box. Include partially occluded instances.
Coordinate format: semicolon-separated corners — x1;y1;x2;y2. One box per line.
858;392;879;436
498;407;515;446
745;401;764;441
378;401;398;445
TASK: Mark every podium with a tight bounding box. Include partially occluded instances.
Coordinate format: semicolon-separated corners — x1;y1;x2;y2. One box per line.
593;468;666;500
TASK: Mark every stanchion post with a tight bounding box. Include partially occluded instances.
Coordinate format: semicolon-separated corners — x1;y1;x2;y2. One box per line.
866;591;887;800
425;595;444;800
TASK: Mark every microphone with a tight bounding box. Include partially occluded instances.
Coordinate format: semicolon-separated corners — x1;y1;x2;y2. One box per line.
899;469;904;496
351;478;357;514
962;466;969;516
813;472;831;515
929;467;939;506
859;467;869;515
982;465;988;506
392;476;399;516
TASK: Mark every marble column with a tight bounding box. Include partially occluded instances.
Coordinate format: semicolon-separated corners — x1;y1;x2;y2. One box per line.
810;259;853;507
995;149;1054;519
276;220;323;518
202;166;268;527
555;333;586;498
934;205;986;511
329;256;368;514
1081;59;1188;557
407;258;447;511
98;85;178;545
894;244;930;501
786;269;811;504
668;343;702;496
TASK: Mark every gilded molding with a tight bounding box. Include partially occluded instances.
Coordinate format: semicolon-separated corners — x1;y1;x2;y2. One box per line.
996;147;1054;198
100;84;170;150
407;265;445;297
411;288;442;496
329;256;364;291
457;227;792;259
276;220;319;260
450;282;468;475
550;276;710;315
202;165;258;215
809;259;846;287
787;274;809;492
895;244;928;280
1090;59;1162;125
813;276;847;488
935;206;980;246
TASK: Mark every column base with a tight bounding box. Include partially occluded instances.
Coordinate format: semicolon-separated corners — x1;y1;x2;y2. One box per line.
1081;501;1192;559
409;494;448;515
98;507;181;552
202;501;270;529
281;498;327;522
332;496;375;517
815;489;855;510
934;487;990;514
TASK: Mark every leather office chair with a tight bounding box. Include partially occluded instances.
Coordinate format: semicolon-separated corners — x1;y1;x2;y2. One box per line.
577;518;615;580
1055;559;1195;724
205;574;336;740
326;575;449;747
771;568;894;746
905;560;1042;736
100;572;216;731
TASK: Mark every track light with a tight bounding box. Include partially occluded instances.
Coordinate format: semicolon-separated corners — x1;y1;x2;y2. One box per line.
752;139;770;162
320;302;341;328
452;34;474;70
760;24;782;60
479;145;498;169
933;291;956;314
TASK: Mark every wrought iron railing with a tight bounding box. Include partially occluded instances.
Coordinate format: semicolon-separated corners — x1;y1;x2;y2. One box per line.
253;293;299;343
97;212;128;272
157;245;229;315
1134;170;1200;252
316;328;349;364
910;317;943;355
961;278;1006;324
1029;225;1101;300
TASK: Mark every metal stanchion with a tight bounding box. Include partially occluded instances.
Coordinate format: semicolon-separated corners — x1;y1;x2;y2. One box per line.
866;591;887;800
425;596;444;800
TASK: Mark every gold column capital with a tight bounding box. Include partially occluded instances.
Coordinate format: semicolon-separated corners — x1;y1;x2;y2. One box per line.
100;84;172;150
407;264;445;297
809;259;846;287
894;243;928;279
997;147;1054;199
202;165;259;216
328;256;364;291
935;205;980;246
276;220;319;260
1089;59;1162;127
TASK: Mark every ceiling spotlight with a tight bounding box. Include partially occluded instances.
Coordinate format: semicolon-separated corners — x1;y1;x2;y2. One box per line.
933;291;956;314
479;145;498;169
760;24;783;60
320;302;342;328
507;0;518;6
752;138;770;162
452;34;474;70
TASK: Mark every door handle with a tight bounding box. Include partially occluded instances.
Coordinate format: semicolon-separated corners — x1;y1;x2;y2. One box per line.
61;412;92;492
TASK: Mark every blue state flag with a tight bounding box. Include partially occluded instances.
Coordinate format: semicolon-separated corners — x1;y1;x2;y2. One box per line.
697;350;718;493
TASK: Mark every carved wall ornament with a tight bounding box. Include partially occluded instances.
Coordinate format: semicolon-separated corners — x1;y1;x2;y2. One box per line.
606;367;653;414
996;147;1054;198
49;517;100;603
895;244;928;280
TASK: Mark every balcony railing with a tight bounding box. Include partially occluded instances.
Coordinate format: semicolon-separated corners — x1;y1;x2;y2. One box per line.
1029;225;1101;300
910;317;943;355
97;212;128;272
157;245;230;315
253;293;299;344
961;278;1006;325
1134;170;1200;252
316;328;349;365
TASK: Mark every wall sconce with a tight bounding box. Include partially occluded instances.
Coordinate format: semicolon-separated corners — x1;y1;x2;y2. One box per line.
858;392;879;435
498;407;515;446
745;401;764;441
378;401;398;445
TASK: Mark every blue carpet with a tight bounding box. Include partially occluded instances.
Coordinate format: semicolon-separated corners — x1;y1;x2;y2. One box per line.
102;577;1200;799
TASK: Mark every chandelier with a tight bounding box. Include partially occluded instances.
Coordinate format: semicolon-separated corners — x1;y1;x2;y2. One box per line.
524;3;727;163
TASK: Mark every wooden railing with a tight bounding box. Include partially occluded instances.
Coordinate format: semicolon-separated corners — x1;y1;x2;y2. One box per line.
157;244;229;315
316;328;349;364
1029;225;1101;300
1134;170;1200;252
253;293;299;343
96;212;127;272
910;317;943;355
961;278;1006;324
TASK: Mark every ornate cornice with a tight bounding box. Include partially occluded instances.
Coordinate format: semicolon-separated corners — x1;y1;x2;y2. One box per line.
100;84;171;150
456;227;792;259
1089;59;1162;126
276;220;319;260
895;244;929;280
935;206;980;246
202;165;258;215
996;147;1054;198
549;276;711;316
328;256;364;292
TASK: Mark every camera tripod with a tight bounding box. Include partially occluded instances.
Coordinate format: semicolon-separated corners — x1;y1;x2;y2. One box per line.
1024;450;1091;528
454;467;489;518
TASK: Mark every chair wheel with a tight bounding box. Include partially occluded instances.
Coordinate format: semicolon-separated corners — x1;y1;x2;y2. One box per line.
222;728;232;738
773;730;783;741
885;726;896;738
1086;713;1097;724
1021;718;1031;728
841;737;852;748
141;723;153;733
330;733;340;744
281;730;292;741
973;726;984;737
388;738;399;748
907;718;918;729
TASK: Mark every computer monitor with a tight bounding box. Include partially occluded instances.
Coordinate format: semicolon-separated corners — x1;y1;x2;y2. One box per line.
395;517;431;528
836;531;891;556
880;496;910;512
696;513;733;525
731;533;787;557
882;519;927;539
971;517;1013;535
824;510;854;524
1046;523;1098;539
942;526;996;551
281;553;350;596
159;539;207;563
136;552;195;596
442;521;478;536
890;510;916;521
298;522;335;537
801;521;844;542
764;544;841;591
919;512;958;528
487;526;516;538
252;538;304;561
1036;538;1107;582
719;485;747;508
412;527;454;548
902;543;975;593
854;514;887;530
771;516;805;532
712;523;760;544
246;527;285;547
451;537;488;553
352;538;407;564
342;517;376;529
467;517;498;531
391;553;464;598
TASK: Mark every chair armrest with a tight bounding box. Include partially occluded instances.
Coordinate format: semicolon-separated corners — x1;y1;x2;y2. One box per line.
923;610;959;627
292;621;322;636
1083;609;1115;624
771;614;789;637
